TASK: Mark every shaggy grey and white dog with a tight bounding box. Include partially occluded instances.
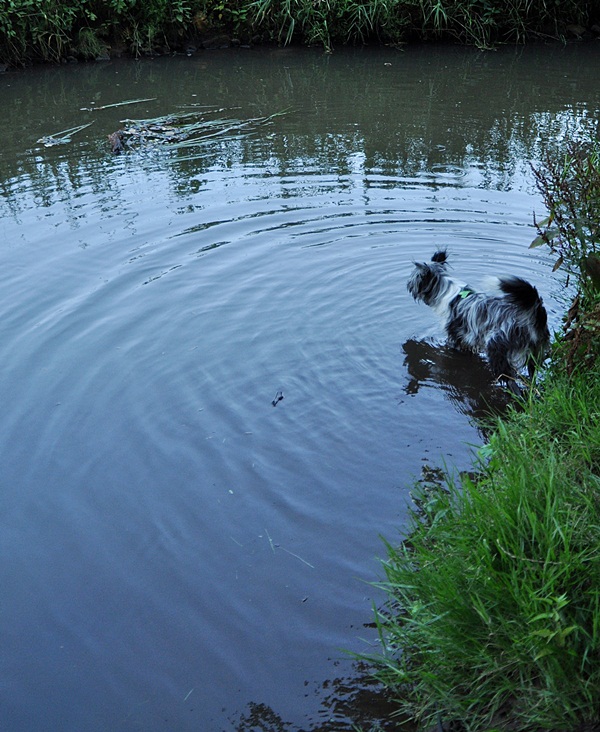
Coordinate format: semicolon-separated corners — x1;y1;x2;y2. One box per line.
407;250;550;392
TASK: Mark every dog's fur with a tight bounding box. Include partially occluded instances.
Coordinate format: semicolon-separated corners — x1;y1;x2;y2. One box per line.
407;250;550;391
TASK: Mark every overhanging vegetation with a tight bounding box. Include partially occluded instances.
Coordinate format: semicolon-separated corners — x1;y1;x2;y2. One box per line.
1;0;599;66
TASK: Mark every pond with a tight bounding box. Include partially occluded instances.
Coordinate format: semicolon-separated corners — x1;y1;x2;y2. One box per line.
0;43;597;731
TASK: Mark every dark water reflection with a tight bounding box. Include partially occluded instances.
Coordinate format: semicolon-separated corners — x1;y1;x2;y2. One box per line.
1;44;598;204
233;663;407;732
403;339;513;425
0;44;597;732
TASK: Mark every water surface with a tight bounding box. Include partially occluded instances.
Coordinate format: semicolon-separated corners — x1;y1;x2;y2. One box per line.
0;44;597;731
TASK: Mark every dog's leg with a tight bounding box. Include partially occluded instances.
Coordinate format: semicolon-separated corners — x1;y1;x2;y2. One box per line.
486;336;521;394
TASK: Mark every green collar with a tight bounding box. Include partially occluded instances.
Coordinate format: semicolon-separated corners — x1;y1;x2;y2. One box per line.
459;288;473;299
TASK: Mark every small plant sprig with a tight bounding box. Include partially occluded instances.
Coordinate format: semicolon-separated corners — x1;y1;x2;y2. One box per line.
531;142;600;300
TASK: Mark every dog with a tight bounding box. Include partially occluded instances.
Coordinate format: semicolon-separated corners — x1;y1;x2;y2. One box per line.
407;250;550;392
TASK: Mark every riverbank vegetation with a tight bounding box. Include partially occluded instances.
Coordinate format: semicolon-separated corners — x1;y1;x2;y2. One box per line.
1;0;599;66
371;142;600;730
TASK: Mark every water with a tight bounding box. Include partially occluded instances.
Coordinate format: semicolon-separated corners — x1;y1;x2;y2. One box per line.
0;44;597;731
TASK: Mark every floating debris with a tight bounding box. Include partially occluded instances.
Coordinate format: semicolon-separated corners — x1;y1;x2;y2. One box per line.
80;97;157;112
272;390;284;407
108;130;125;154
108;108;289;158
36;121;95;147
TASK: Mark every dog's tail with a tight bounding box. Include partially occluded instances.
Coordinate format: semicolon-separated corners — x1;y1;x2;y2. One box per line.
499;275;548;329
431;249;448;264
498;276;541;308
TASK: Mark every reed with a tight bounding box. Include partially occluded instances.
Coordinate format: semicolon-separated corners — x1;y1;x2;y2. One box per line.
245;0;592;49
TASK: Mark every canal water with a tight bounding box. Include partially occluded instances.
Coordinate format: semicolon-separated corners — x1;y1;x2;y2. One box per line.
0;43;596;731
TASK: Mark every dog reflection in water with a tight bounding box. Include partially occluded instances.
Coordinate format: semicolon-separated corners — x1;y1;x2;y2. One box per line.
407;250;550;394
402;338;514;425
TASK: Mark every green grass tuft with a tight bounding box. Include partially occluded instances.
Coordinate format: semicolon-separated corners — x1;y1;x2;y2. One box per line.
372;362;600;730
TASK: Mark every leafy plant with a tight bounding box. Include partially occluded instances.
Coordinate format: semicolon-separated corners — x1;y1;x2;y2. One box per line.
75;25;107;58
531;142;600;372
0;0;204;64
208;0;251;36
531;142;600;299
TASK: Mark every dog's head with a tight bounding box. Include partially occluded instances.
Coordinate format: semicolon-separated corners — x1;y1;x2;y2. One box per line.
407;250;449;304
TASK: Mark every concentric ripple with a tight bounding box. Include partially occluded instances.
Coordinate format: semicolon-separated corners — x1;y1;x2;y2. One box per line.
0;45;594;731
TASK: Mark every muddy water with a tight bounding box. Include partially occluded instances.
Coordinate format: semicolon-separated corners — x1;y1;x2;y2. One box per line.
0;44;597;731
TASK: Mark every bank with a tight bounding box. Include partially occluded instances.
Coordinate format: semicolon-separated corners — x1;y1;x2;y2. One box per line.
1;0;600;68
370;144;600;731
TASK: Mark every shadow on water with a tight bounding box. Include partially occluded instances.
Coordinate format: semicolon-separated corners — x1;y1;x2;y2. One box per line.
232;663;412;732
402;338;513;429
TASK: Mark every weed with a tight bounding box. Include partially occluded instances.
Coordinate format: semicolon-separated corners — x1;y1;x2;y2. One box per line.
75;26;107;59
0;0;204;65
532;142;600;300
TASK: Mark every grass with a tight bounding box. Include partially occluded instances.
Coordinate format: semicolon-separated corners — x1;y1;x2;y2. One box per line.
369;140;600;730
241;0;593;49
0;0;597;64
372;363;600;729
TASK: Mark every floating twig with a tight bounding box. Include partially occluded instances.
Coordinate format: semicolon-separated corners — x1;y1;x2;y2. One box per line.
279;546;315;569
264;528;276;553
36;121;95;147
80;97;157;112
263;530;314;567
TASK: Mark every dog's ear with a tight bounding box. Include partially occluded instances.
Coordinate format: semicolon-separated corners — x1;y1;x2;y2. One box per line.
431;250;448;264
